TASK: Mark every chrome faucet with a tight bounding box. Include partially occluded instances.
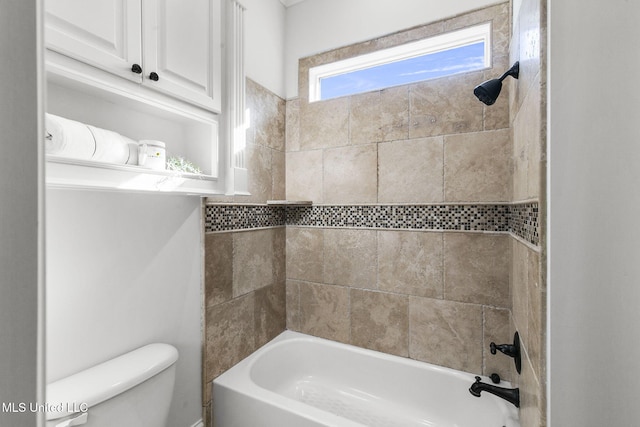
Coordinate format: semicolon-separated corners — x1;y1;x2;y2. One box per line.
469;376;520;407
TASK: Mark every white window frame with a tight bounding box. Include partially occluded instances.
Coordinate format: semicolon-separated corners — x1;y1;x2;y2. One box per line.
308;23;492;102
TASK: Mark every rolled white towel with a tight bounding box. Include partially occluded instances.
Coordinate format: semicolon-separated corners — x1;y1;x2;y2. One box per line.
123;136;139;165
44;113;95;160
87;125;131;165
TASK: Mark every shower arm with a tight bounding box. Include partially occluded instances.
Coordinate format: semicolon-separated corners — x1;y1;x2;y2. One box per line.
498;61;520;82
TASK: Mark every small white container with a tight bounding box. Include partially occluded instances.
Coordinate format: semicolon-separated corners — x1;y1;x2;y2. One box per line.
138;140;166;170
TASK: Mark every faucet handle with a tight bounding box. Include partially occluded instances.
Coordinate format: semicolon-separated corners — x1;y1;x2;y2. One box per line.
469;376;482;397
490;341;516;357
489;332;522;374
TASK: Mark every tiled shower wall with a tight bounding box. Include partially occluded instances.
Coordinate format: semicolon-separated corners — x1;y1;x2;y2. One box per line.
202;79;287;425
285;3;518;379
203;3;547;427
509;0;547;426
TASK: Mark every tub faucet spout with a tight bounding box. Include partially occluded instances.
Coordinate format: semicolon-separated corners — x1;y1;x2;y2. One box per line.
469;376;519;408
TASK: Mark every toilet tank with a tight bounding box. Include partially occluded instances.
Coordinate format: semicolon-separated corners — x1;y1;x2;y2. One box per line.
46;343;179;427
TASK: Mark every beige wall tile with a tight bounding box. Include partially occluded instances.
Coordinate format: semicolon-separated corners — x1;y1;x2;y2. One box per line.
517;218;546;402
527;248;542;380
444;2;511;61
378;231;443;298
444;129;512;202
300;97;349;150
513;100;529;201
202;383;211;411
204;233;233;307
233;229;274;297
510;0;546;422
204;293;255;381
286;227;323;283
380;85;410;142
513;73;542;201
231;77;287;204
378;137;444;203
444;233;510;307
483;54;511;131
254;282;286;348
518;356;542;427
511;238;529;339
298;58;310;102
286;280;301;331
409;72;485;139
483;307;514;381
272;149;286;201
409;296;483;373
273;227;286;285
323;144;377;204
324;229;377;289
350;91;383;145
247;78;285;152
351;289;409;357
243;142;272;203
286;150;323;202
444;4;510;68
286;98;300;152
378;21;443;51
203;403;211;427
526;75;543;200
298;281;350;343
513;0;542;114
348;87;409;144
444;3;508;35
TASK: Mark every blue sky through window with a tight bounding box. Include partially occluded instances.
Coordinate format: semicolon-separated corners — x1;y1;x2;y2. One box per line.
320;42;485;100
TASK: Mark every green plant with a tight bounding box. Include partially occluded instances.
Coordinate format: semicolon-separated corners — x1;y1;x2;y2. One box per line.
166;156;202;174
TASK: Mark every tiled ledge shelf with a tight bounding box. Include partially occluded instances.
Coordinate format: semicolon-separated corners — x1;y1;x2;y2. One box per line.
205;202;540;246
46;156;221;195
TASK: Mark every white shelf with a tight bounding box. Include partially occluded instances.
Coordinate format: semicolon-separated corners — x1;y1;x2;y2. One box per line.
266;200;313;206
45;52;224;196
46;156;222;196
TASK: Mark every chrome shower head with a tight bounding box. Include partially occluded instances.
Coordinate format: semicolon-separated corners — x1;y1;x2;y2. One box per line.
473;61;519;105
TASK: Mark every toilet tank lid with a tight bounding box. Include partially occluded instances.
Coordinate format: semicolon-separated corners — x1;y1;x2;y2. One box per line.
46;343;178;421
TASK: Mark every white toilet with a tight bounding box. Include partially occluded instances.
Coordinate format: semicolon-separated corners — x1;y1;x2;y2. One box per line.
46;343;178;427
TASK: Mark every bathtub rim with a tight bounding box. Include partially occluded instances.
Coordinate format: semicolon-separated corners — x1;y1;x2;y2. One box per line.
213;330;520;427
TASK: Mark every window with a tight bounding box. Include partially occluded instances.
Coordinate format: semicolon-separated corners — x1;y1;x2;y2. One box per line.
309;23;491;102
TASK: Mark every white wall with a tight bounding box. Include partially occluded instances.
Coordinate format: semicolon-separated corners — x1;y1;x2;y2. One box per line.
548;0;640;425
284;0;503;98
243;0;286;98
46;189;202;427
0;1;44;426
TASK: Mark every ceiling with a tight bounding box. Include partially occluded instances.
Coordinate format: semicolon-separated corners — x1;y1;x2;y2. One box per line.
279;0;307;7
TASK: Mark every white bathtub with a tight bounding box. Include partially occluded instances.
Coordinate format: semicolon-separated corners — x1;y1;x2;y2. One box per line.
213;331;521;427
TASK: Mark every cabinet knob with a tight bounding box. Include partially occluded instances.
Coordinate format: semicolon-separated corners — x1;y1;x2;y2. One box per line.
149;72;159;82
131;63;142;74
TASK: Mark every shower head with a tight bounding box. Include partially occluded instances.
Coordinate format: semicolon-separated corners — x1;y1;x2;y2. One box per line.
473;61;519;105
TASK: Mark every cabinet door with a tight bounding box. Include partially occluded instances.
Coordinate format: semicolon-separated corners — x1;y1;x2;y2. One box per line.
45;0;143;83
142;0;221;112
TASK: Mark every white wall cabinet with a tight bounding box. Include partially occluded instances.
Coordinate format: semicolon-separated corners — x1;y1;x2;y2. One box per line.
44;0;227;196
45;0;142;82
45;0;221;112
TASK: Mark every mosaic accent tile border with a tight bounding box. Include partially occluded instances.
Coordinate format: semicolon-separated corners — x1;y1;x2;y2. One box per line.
205;202;540;246
204;204;286;232
285;205;511;232
509;202;539;246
